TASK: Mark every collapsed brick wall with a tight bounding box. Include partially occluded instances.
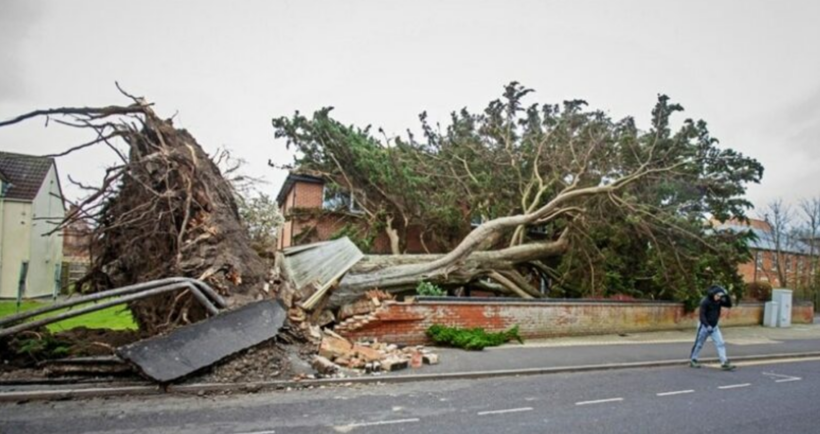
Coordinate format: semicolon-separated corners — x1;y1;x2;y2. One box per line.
337;300;815;345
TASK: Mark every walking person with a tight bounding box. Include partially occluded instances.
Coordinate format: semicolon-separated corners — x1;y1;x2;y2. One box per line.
689;285;736;371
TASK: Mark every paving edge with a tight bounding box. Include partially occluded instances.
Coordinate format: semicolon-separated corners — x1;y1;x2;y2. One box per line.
3;351;820;402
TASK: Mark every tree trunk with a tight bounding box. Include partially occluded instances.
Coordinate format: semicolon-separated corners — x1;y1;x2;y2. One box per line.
385;216;401;255
328;232;569;308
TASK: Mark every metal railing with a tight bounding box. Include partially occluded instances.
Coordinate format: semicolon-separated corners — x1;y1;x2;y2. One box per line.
0;278;226;338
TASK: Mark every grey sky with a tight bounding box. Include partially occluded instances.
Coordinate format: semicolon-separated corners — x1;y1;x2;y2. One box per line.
1;0;818;214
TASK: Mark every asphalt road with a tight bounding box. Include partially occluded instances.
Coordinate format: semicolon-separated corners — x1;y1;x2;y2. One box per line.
2;358;819;434
393;337;820;376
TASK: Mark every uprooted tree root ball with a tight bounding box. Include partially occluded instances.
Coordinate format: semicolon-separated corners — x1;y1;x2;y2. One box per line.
0;89;269;334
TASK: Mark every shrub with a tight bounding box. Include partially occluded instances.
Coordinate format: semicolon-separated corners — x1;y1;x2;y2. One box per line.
747;281;773;302
416;281;446;297
426;324;523;350
13;334;71;363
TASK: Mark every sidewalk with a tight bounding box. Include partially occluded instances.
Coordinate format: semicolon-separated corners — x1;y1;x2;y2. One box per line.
2;324;819;401
391;323;820;376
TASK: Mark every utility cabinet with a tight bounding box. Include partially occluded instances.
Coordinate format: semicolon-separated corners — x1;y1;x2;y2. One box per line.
771;289;793;328
763;301;779;328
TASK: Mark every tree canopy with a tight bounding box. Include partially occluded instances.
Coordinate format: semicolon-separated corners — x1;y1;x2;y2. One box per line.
272;82;763;307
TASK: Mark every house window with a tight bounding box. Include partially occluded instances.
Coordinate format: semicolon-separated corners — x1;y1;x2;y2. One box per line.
322;187;361;213
786;256;792;272
755;251;764;270
772;252;779;271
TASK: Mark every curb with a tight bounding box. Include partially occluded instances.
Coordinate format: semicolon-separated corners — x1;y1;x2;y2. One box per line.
3;351;820;403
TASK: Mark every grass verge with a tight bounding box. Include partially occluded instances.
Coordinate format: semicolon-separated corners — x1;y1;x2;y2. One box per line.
0;300;138;332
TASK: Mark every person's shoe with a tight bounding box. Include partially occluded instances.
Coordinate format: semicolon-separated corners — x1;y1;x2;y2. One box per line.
721;362;737;371
689;359;702;368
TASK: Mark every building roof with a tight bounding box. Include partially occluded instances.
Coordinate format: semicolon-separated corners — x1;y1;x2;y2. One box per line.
0;151;57;202
275;172;324;206
715;222;815;256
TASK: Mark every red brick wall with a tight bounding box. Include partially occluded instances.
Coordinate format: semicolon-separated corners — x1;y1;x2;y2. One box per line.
277;186;296;249
279;182;324;249
292;182;324;208
338;300;815;345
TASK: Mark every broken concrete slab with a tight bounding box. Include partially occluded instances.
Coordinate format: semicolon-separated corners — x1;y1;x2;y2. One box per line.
117;300;287;383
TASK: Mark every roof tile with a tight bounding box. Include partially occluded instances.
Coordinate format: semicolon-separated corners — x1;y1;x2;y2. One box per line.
0;151;55;201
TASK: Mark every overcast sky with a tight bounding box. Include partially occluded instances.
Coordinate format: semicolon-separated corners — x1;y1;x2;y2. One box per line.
1;0;818;216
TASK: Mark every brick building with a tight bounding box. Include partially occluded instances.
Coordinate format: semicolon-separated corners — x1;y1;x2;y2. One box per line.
275;172;436;253
61;206;92;289
714;218;818;288
276;173;325;251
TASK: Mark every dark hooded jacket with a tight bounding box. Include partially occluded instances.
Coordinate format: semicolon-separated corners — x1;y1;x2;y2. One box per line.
699;285;733;327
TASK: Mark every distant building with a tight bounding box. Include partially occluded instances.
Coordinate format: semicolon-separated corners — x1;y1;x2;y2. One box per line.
62;205;92;288
714;218;818;288
62;208;91;261
0;152;65;298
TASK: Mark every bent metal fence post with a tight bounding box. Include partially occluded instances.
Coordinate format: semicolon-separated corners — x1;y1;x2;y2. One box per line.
0;278;226;338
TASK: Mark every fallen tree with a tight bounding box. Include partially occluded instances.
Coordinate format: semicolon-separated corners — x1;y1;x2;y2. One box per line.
0;88;268;334
274;83;763;309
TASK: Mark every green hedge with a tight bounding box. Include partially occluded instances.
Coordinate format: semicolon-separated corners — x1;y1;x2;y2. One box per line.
426;324;523;350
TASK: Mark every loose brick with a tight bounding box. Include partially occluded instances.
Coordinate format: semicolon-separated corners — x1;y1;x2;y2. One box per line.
422;354;439;365
381;356;409;372
319;336;353;360
410;352;423;369
352;344;383;362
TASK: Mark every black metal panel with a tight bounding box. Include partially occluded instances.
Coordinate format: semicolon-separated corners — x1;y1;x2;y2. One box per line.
117;300;286;383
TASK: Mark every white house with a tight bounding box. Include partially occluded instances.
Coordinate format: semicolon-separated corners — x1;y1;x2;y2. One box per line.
0;151;65;299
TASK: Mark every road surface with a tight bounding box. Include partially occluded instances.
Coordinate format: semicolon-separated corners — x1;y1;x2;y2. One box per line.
1;358;819;434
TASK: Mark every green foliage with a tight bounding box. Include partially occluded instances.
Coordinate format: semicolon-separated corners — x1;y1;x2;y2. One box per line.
237;192;284;255
747;281;773;302
0;301;137;332
416;281;446;297
273;82;764;305
426;324;523;350
14;334;71;362
331;223;378;253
